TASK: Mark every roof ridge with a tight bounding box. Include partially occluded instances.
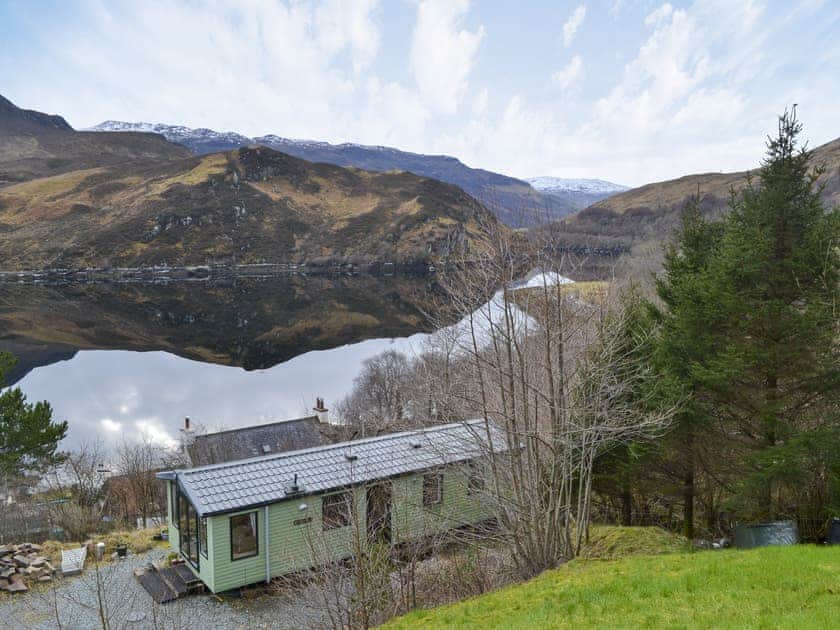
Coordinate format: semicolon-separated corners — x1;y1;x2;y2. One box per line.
176;419;487;477
190;415;319;439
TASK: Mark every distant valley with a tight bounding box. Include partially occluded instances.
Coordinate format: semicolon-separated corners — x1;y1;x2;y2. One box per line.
553;136;840;275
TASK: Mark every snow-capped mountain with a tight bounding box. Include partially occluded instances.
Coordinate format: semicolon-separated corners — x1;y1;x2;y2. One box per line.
525;176;629;210
88;121;253;154
86;120;624;225
527;177;629;195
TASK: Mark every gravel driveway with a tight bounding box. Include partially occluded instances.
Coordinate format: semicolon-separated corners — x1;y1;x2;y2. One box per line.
0;549;333;629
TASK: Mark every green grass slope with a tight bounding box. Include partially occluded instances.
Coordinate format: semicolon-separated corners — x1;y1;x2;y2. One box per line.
386;542;840;629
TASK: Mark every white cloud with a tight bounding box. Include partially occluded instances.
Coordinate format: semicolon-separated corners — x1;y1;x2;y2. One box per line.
1;0;392;143
437;0;823;185
562;4;587;47
134;419;178;448
2;0;837;188
609;0;628;19
553;55;583;89
410;0;485;115
101;418;122;433
644;3;674;27
315;0;381;74
472;88;488;116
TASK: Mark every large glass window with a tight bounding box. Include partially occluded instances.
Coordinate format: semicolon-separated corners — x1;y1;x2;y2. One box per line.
230;512;258;560
423;472;443;507
199;517;208;558
322;492;352;530
170;483;178;528
178;489;200;567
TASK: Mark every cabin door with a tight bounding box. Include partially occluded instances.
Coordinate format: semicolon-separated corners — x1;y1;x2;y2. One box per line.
366;482;392;543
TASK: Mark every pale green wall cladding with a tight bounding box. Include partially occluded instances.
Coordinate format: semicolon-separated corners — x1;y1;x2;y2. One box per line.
166;463;494;593
391;468;494;542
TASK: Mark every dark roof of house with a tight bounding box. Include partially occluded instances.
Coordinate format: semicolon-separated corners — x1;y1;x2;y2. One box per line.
186;416;329;466
159;419;506;517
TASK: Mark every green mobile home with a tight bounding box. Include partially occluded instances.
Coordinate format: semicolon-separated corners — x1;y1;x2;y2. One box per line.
157;419;505;593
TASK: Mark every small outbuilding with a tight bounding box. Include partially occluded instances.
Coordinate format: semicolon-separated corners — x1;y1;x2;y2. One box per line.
157;419;506;593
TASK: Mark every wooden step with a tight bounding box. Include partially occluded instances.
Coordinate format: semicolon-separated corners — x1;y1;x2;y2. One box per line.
137;569;178;604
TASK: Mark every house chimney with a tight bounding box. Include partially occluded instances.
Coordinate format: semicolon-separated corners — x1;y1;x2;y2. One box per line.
180;416;196;450
313;398;329;424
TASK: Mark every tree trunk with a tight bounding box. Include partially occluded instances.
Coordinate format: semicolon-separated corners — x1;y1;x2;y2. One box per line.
683;469;695;540
621;483;632;526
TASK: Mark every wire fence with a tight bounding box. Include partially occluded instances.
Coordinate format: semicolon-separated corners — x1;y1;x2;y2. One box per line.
591;507;836;544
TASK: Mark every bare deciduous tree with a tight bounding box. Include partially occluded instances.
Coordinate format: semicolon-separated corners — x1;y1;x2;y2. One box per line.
422;223;677;577
112;438;166;529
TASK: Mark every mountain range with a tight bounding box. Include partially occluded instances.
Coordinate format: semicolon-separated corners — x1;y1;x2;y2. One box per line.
0;95;189;187
0;95;504;271
4;93;836;279
89;121;626;226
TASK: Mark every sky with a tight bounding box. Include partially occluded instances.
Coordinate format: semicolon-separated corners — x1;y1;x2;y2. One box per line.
14;338;422;449
2;0;839;186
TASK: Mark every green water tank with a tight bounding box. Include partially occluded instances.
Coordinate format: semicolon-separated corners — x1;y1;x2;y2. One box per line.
734;520;798;548
828;518;840;544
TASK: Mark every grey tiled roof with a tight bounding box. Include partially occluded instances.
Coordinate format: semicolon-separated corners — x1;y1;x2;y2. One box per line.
159;419;506;516
186;416;328;466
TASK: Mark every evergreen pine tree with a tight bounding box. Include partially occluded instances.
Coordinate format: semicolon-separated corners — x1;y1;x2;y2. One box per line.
0;352;68;476
653;196;724;538
697;109;839;519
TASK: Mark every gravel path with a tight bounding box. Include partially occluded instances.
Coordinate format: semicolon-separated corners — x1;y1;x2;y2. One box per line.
0;549;333;629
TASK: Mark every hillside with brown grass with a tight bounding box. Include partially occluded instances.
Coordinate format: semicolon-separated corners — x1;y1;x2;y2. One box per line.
0;139;506;270
552;136;840;277
0;94;190;186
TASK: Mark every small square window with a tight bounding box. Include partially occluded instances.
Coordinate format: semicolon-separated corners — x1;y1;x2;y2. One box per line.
423;472;443;507
323;492;353;530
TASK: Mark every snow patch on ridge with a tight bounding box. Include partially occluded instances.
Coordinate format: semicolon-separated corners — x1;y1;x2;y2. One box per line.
527;176;629;195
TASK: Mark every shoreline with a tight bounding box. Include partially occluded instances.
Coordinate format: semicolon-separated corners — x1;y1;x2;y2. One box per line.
0;261;438;284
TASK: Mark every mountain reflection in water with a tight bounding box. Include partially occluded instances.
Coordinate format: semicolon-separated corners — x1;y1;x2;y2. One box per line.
0;276;438;447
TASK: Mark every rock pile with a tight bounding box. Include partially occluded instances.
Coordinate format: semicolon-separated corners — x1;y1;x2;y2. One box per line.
0;543;56;593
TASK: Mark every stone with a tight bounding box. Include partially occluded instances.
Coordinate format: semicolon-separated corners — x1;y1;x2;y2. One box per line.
7;580;28;593
12;555;30;567
37;575;52;583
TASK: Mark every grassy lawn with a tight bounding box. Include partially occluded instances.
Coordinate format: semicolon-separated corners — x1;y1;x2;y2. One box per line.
385;543;840;629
